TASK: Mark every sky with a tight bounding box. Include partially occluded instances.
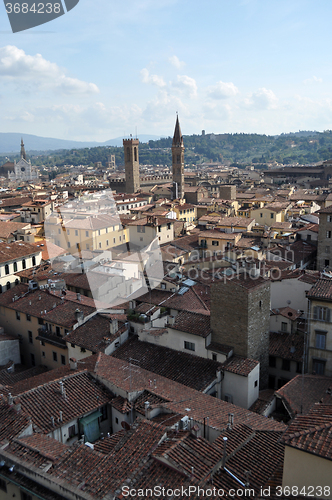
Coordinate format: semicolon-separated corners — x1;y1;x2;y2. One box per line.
1;0;332;142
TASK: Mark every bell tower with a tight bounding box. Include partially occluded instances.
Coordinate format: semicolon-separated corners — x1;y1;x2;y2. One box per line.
123;136;140;194
172;115;185;200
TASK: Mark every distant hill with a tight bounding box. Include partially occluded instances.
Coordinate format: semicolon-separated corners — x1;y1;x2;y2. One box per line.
0;133;163;154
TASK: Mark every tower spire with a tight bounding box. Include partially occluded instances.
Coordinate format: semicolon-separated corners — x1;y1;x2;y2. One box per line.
20;138;26;160
172;115;185;200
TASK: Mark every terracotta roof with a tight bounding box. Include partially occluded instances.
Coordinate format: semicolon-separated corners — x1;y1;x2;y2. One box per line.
306;278;332;300
137;287;210;315
0;221;30;239
275;374;332;418
94;354;286;433
281;405;332;460
112;336;221;391
269;332;304;362
199;230;239;240
66;313;125;352
170;310;211;337
17;371;112;433
223;356;259;376
0;240;40;264
271;306;302;320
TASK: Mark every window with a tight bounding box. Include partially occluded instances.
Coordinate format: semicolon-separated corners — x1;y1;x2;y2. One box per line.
269;356;276;368
22;259;26;269
184;341;195;351
106;227;108;233
212;240;219;246
106;240;109;246
99;242;102;249
86;231;89;237
26;313;31;321
282;359;291;371
56;326;61;336
42;351;45;357
325;259;330;267
61;354;66;365
30;353;35;366
6;281;10;291
76;243;80;249
113;238;116;244
315;332;326;349
313;306;330;322
307;234;311;241
0;478;7;492
38;317;44;325
58;228;61;234
296;361;302;374
115;417;119;424
5;264;9;275
100;404;108;421
328;215;332;222
86;243;90;250
313;359;326;375
53;351;57;362
98;229;101;236
14;261;17;272
68;424;76;438
281;322;288;332
137;226;145;233
80;347;86;353
67;242;71;248
119;236;121;242
67;230;70;235
212;353;217;361
158;226;162;232
75;230;78;236
16;311;20;320
270;213;274;219
254;380;258;387
28;331;33;344
326;231;331;239
260;213;263;218
21;492;33;500
32;256;36;266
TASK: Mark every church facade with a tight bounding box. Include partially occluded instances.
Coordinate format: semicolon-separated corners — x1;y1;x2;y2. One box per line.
8;139;39;182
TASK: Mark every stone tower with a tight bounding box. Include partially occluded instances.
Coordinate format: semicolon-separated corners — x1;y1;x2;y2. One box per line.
20;138;26;160
123;137;140;194
172;115;185;200
210;273;270;388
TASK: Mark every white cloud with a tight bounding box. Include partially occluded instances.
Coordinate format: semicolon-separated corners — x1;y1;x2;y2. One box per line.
243;87;278;110
173;75;197;98
0;46;99;95
207;81;239;99
140;68;166;87
304;75;323;84
169;55;185;69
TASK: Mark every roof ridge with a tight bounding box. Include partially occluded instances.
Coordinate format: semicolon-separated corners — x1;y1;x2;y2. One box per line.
284;421;332;441
191;286;209;311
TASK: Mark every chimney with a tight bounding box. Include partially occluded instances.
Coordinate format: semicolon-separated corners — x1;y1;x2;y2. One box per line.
69;357;77;370
59;410;63;422
110;318;118;335
76;293;81;302
222;437;228;468
144;401;150;418
8;393;13;406
51;416;55;427
59;381;64;395
227;413;234;429
74;309;84;325
13;397;21;413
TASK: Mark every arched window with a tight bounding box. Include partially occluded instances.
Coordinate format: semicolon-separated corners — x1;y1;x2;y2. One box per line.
6;281;10;291
15;279;19;286
134;147;137;162
5;264;9;275
13;262;17;272
22;259;26;269
32;256;36;266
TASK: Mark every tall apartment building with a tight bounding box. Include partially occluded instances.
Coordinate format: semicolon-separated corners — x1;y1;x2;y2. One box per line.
172;115;185;200
123;137;140;194
211;273;270;387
